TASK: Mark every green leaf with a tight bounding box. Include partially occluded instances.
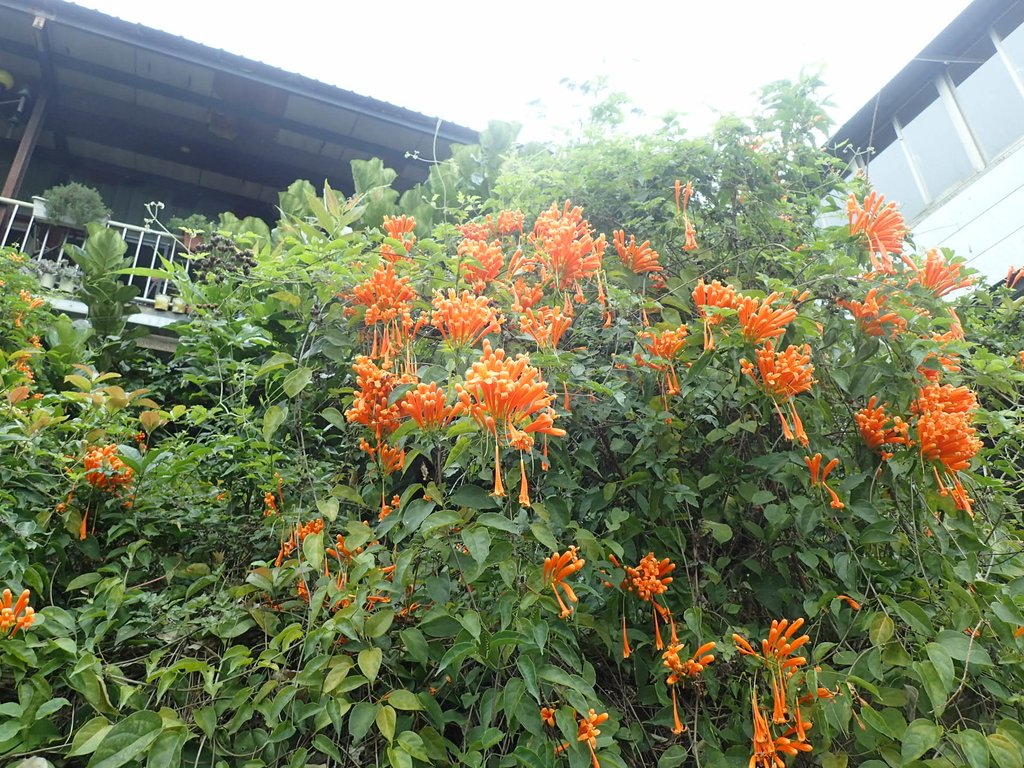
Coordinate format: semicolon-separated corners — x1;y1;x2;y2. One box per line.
869;613;895;646
449;485;500;509
376;704;397;742
988;734;1023;768
388;745;413;768
902;719;942;764
388;689;423;711
322;406;347;430
365;610;395;638
397;730;430;760
937;630;994;666
87;711;164;768
262;405;287;442
925;642;955;691
146;729;187;768
953;730;990;768
358;647;383;682
283;366;312;397
704;521;733;544
68;717;112;757
349;702;378;743
896;602;933;637
302;531;324;572
821;754;849;768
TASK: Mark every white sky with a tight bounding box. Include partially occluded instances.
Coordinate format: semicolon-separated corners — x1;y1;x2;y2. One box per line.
68;0;972;141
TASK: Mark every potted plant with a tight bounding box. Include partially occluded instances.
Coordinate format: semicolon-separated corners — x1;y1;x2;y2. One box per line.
37;183;110;229
57;262;81;293
168;213;212;251
33;259;59;289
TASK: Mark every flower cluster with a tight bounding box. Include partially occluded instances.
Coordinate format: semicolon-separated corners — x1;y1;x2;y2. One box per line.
913;384;982;515
692;279;739;350
847;192;908;274
543;547;585;618
529;201;606;296
741;342;814;445
1;588;34;638
838;287;906;338
84;444;134;491
613;230;664;285
431;289;502;350
854;397;911;460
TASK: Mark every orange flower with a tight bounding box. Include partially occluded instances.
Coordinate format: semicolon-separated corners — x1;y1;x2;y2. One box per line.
736;293;797;344
622;553;676;651
847;192;909;274
750;689;780;768
511;277;545;310
636;324;689;398
855;397;911;460
263;491;278;517
349;263;417;327
913;385;981;515
663;638;716;734
497;209;525;235
540;706;557;728
676;180;699;252
0;588;35;637
838;288;907;337
543;547;585;618
275;518;324;567
740;342;814;446
613;230;663;277
520;298;574;350
400;382;454;431
577;709;609;768
692;279;739;350
803;453;844;509
459;238;505;294
431;289;502;349
529;201;606;294
346;356;412;441
906;249;973;297
734;618;810;726
18;289;44;311
381;214;416;262
84;444;134;491
835;594;861;611
452;341;565;496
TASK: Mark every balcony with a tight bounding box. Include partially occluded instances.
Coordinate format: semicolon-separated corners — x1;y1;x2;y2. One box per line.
1;195;190;350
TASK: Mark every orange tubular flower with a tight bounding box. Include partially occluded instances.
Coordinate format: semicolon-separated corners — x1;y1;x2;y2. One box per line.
400;382;454;431
543;547;585;618
734;618;810;728
613;230;663;277
740;342;814;446
835;594;862;611
529;201;606;295
381;214;417;262
675;180;699;252
750;690;781;768
0;588;35;638
520;299;574;350
838;288;907;338
692;279;739;350
577;709;609;768
346;263;421;364
275;518;324;567
623;553;676;650
84;444;134;492
637;324;689;398
452;341;565;497
906;249;973;297
497;209;525;235
540;706;557;728
803;453;844;509
663;638;716;735
855;396;911;460
736;293;797;345
431;289;502;349
847;191;909;274
345;356;412;441
263;491;278;517
460;238;505;294
913;384;982;515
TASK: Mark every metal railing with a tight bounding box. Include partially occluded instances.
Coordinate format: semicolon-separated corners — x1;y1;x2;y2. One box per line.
0;195;189;304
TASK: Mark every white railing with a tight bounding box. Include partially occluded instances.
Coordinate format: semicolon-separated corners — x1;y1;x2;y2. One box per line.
0;195;188;304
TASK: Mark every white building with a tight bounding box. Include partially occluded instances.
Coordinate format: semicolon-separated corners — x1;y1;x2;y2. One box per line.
830;0;1024;283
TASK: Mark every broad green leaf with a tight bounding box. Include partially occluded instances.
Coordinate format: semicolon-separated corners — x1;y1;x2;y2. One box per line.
388;689;423;711
349;702;378;743
869;613;895;646
376;704;397;742
302;531;324;572
925;642;955;691
365;610;395;638
358;647;383;682
87;711;164;768
449;485;500;510
262;405;287;442
283;366;312;397
988;734;1023;768
902;719;942;764
68;717;112;757
953;730;990;768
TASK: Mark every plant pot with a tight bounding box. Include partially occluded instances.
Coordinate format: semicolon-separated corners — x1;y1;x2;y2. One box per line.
171;297;187;314
153;293;170;311
32;196;48;221
39;272;56;289
182;233;204;251
58;279;76;292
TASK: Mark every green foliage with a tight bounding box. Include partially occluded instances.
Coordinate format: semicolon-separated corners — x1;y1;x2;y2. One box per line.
41;182;111;228
2;81;1024;768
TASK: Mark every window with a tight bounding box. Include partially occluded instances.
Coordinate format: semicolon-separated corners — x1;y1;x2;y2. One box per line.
949;38;1024;160
897;85;974;200
865;141;926;220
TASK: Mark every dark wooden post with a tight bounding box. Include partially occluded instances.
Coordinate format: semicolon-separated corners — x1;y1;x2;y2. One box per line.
2;90;48;200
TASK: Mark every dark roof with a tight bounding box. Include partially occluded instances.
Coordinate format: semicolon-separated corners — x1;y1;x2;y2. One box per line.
829;0;1020;153
0;0;478;209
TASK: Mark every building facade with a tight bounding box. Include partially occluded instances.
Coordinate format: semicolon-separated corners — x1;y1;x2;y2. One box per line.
830;0;1024;282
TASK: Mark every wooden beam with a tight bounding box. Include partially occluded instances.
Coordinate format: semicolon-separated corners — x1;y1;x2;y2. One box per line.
1;89;47;199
